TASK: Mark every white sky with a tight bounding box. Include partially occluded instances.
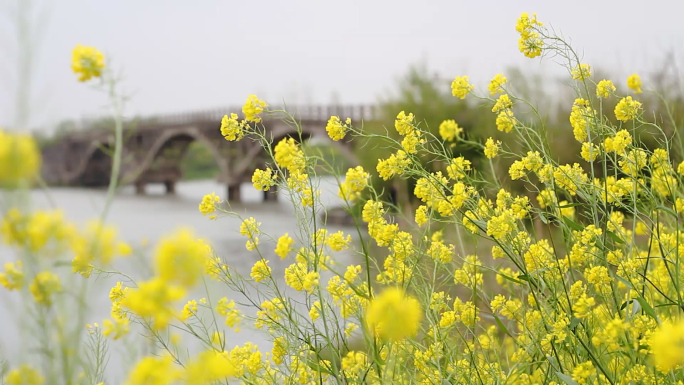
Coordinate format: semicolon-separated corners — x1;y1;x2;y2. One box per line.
1;0;683;132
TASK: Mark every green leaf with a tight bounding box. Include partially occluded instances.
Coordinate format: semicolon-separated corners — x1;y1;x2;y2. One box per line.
494;315;513;338
563;217;584;232
635;297;658;320
657;205;678;218
606;230;625;244
556;371;579;385
615;275;634;290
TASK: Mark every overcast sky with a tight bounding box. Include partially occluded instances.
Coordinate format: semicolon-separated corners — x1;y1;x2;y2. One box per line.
1;0;683;132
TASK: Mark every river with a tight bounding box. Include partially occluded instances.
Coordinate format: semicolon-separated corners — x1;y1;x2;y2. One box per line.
0;177;360;382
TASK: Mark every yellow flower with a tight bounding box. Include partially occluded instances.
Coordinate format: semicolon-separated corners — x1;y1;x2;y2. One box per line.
580;142;599;162
284;262;319;293
4;365;44;385
242;94;266;122
496;110;516;132
216;298;241;331
0;261;24;291
394;111;415;135
376;150;411;180
571;361;595;385
154;228;209;288
220;113;247;141
250;259;271;282
451;76;474;99
604;129;632;153
29;272;62;306
571;63;591;81
650;319;684;373
121;278;185;330
102;316;130;340
252;167;277;191
596;79;616;98
183;350;237;384
124;356;178;385
614;96;642;121
325;231;351;251
274;137;305;174
365;287;422;341
488;73;507;95
0;128;41;185
338;166;370;201
199;192;220;219
275;233;294;259
627;73;643;93
240;217;260;251
71;44;105;82
415;205;429;226
438;120;462;141
492;94;512;113
516;13;543;58
325;116;351;141
70;220;130;277
484;137;500;158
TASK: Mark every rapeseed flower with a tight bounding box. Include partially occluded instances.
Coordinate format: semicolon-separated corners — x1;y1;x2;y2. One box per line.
123;356;178;385
614;96;642;121
251;168;277;191
199;192;220;219
571;63;592;80
365;287;422;341
121;278;185;330
29;272;62;306
250;259;271;282
451;76;474;99
484;137;500;158
71;44;105;82
274;137;305;174
0;128;41;185
596;79;616;98
154;228;209;287
488;73;507;95
325;116;351;141
0;261;24;290
650;319;684;373
4;365;44;385
242;94;266;122
627;73;643;93
438;120;462;141
220;113;247;141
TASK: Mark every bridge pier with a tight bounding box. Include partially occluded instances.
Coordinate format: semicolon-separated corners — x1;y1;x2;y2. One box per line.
263;185;278;202
135;181;146;195
164;180;176;195
227;184;241;202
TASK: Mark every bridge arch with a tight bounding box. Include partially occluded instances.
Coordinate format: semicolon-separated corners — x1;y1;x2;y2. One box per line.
125;126;229;192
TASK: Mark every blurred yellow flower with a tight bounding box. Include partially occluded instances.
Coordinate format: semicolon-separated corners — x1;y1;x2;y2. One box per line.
0;128;41;185
71;44;105;82
650;319;684;373
154;228;209;287
29;271;62;306
365;287;422;341
4;365;44;385
627;73;643;93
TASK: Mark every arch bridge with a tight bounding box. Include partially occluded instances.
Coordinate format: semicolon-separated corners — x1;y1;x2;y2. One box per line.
41;105;378;202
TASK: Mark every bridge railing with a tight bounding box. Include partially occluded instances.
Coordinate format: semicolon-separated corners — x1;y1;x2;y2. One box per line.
79;104;381;130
